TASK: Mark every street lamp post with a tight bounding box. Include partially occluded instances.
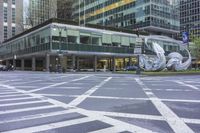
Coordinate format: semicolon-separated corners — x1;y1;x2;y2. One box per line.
53;25;67;72
135;28;142;75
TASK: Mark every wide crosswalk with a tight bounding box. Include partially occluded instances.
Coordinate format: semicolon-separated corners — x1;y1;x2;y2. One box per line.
0;84;135;133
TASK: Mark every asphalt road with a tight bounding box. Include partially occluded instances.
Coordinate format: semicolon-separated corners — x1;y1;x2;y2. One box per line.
0;71;200;133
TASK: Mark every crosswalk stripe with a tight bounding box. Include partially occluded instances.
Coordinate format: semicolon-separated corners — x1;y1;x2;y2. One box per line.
135;78;195;133
0;94;27;98
0;109;78;124
2;117;95;133
0;100;48;107
89;111;164;121
29;76;91;93
0;92;19;95
175;81;200;90
183;118;200;124
75;108;154;133
0;105;58;115
69;77;112;107
88;127;125;133
0;97;35;102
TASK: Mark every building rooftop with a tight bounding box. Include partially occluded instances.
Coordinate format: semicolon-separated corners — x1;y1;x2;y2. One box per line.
3;18;149;44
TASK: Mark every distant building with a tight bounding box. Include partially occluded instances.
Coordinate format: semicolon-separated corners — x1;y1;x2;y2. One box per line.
57;0;73;20
0;0;23;43
27;0;57;27
26;0;73;28
72;0;180;37
180;0;200;38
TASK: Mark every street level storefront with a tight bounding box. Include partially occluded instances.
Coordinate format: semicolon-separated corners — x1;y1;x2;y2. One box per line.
0;19;182;72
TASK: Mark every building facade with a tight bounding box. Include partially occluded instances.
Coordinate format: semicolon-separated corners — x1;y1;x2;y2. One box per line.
27;0;57;27
0;0;23;44
0;19;184;71
180;0;200;38
57;0;74;20
72;0;180;37
26;0;73;28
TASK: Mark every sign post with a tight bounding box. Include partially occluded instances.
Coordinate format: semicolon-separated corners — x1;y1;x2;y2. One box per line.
134;37;143;75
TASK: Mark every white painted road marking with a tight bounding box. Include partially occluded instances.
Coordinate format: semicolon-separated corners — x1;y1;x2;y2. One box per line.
135;78;194;133
0;109;78;124
29;75;91;93
0;79;154;133
68;77;112;107
0;105;58;115
175;81;199;90
2;117;96;133
0;100;48;107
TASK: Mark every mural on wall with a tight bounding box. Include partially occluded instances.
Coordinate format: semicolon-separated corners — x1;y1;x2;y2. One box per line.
139;38;191;71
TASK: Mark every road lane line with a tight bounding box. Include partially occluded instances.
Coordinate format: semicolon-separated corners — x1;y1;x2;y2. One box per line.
0;97;36;102
68;95;200;103
88;127;125;133
29;75;91;93
2;117;95;133
0;105;59;115
183;118;200;124
0;109;78;124
0;92;20;95
89;110;164;121
68;77;112;107
74;108;154;133
0;94;28;98
68;95;150;101
175;81;199;90
0;100;48;107
11;80;42;85
36;93;65;97
135;78;194;133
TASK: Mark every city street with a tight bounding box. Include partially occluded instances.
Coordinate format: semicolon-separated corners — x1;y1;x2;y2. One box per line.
0;72;200;133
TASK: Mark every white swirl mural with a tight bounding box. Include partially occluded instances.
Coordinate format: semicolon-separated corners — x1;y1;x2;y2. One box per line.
139;37;191;71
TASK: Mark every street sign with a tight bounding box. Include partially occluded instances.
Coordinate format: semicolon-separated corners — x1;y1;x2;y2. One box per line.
134;47;142;54
134;37;143;54
136;37;143;44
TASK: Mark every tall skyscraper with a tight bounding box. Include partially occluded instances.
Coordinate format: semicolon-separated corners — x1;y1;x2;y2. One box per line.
57;0;73;20
180;0;200;38
26;0;57;27
0;0;23;43
72;0;180;37
25;0;73;28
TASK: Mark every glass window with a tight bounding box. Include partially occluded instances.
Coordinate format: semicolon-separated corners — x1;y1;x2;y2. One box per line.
12;8;15;23
4;7;7;22
12;0;15;5
12;27;15;37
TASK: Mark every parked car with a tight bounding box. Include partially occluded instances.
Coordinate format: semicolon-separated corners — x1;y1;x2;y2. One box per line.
124;65;138;71
0;64;15;71
0;64;7;71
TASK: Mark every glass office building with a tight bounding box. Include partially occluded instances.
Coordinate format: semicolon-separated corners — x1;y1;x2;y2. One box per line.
73;0;180;37
180;0;200;38
0;19;183;71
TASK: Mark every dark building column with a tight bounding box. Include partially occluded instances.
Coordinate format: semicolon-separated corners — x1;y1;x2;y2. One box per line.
72;55;76;70
123;58;126;68
21;59;24;70
128;57;132;66
46;54;50;72
94;55;97;72
32;57;36;71
112;57;116;72
6;60;9;67
76;57;80;71
13;59;16;68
